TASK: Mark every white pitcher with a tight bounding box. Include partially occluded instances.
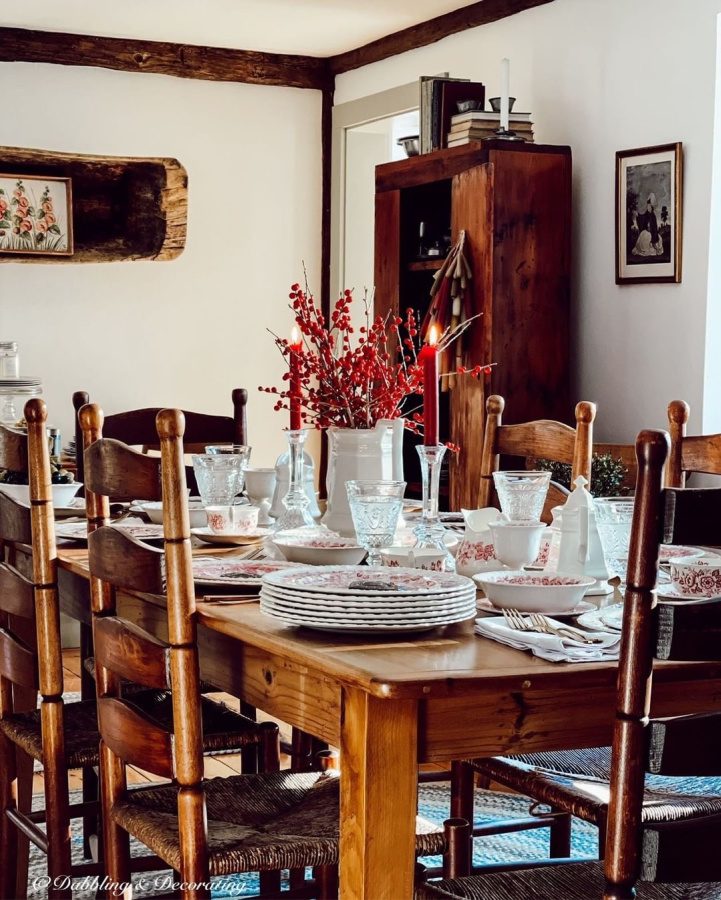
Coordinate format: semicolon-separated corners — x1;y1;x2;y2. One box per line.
321;420;404;537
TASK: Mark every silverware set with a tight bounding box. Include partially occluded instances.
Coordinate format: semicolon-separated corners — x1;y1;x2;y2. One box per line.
501;608;605;645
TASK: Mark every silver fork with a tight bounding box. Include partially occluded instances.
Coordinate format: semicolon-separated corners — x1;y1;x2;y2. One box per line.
529;613;603;645
501;608;534;633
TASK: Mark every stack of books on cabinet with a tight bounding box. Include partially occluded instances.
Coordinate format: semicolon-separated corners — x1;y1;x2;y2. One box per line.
447;111;535;146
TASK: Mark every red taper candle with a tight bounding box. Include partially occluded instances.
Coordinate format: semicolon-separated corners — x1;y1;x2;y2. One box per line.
420;323;440;446
289;325;302;431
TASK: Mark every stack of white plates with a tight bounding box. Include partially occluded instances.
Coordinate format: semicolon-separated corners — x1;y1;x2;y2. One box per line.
260;565;477;634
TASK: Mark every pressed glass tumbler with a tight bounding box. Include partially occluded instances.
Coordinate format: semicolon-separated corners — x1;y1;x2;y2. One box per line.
346;480;406;568
492;470;551;521
594;497;635;580
192;454;247;507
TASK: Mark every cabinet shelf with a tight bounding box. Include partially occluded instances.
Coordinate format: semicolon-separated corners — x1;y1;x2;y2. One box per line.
407;259;445;272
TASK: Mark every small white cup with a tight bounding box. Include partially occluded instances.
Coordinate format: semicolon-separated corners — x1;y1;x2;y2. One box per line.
489;519;547;569
380;547;446;571
205;505;260;534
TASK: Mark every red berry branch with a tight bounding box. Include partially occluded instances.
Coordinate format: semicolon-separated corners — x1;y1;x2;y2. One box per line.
259;281;494;444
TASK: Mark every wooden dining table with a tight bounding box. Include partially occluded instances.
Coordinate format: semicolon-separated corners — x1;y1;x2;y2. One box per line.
55;544;721;899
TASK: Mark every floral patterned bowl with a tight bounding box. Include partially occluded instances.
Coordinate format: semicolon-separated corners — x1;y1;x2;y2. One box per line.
473;570;596;612
273;534;367;566
667;555;721;598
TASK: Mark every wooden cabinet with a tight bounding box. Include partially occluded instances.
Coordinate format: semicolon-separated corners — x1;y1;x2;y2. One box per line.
374;141;572;510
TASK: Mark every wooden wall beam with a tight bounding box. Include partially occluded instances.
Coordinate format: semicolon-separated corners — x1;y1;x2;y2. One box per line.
329;0;556;75
0;26;333;91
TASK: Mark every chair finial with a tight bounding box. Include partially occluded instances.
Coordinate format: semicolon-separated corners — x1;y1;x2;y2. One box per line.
24;397;47;425
156;408;185;440
575;401;596;425
635;429;670;467
78;402;104;434
486;395;504;416
668;400;690;426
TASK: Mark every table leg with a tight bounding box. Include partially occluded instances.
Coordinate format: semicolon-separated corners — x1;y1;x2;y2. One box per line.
339;687;418;899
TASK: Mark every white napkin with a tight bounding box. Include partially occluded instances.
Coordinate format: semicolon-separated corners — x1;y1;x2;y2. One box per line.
474;616;621;663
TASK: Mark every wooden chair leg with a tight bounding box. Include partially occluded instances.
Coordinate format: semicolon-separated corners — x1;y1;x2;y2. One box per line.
259;870;282;896
42;701;73;899
259;721;280;773
291;728;314;771
100;741;131;890
239;701;258;774
443;818;472;879
14;744;33;900
549;807;572;858
0;728;19;900
315;865;338;899
450;760;475;823
80;622;99;858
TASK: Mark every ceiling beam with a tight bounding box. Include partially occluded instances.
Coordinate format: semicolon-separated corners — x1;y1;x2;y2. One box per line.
0;26;333;91
328;0;555;75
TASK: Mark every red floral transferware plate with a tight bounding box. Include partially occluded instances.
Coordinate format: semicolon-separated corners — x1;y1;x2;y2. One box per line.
192;557;301;588
263;566;472;595
658;544;705;561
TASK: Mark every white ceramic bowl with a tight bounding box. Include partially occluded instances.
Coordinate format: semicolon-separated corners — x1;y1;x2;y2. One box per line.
473;570;596;612
140;499;207;529
0;481;81;507
273;535;367;566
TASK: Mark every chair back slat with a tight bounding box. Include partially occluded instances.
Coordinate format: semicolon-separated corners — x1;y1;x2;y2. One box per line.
0;627;37;689
0;493;33;545
640;817;721;883
97;697;174;779
94;617;170;691
654;600;721;661
0;564;35;618
497;420;577;464
84;439;163;502
88;527;164;595
662;487;721;546
647;713;721;776
680;435;721;477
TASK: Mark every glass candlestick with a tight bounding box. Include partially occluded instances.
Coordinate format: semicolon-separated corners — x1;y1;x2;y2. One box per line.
273;429;316;533
414;444;455;571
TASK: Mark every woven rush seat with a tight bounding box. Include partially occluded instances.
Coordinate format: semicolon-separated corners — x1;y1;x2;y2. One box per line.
111;770;445;876
417;861;721;899
0;690;262;770
473;749;721;825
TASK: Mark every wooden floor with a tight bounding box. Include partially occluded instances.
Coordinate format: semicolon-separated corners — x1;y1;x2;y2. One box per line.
33;649;295;796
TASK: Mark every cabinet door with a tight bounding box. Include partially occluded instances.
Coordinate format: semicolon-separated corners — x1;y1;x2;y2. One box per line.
449;165;493;511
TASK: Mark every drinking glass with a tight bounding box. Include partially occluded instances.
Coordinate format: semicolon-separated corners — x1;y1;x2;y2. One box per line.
346;480;406;568
205;444;251;457
493;471;551;521
594;497;635;579
192;454;247;508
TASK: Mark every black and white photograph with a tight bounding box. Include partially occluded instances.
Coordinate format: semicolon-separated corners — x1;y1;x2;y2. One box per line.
616;142;683;284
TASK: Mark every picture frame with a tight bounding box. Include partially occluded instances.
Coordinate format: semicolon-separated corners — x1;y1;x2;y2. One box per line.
615;142;682;284
0;173;73;257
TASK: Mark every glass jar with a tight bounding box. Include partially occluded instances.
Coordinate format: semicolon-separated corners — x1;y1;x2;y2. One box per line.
0;342;19;378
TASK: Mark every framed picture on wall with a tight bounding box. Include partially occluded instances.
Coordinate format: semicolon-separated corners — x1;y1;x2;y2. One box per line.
0;173;73;256
615;142;682;284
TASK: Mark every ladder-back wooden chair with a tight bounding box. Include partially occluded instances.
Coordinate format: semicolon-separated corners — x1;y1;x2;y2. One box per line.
82;405;448;899
479;395;596;522
422;430;721;898
666;399;721;487
0;399;109;898
72;387;248;488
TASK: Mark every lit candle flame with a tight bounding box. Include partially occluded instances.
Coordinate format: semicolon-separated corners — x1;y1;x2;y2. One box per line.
427;323;440;347
290;325;301;347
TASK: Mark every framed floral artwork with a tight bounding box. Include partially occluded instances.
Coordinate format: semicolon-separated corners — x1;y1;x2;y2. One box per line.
0;173;73;256
615;143;682;284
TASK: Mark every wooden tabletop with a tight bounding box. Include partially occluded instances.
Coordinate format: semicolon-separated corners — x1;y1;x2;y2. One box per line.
57;547;721;701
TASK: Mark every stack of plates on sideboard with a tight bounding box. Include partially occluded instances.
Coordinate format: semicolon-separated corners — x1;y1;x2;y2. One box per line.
260;565;477;634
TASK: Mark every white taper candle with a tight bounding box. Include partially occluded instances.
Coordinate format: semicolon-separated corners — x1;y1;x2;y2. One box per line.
500;58;510;131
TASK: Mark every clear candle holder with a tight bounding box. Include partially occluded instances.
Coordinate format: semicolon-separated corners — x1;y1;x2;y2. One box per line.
273;429;317;533
414;444;455;571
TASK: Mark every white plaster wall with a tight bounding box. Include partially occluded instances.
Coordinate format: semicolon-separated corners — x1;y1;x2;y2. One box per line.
0;62;322;465
336;0;721;441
